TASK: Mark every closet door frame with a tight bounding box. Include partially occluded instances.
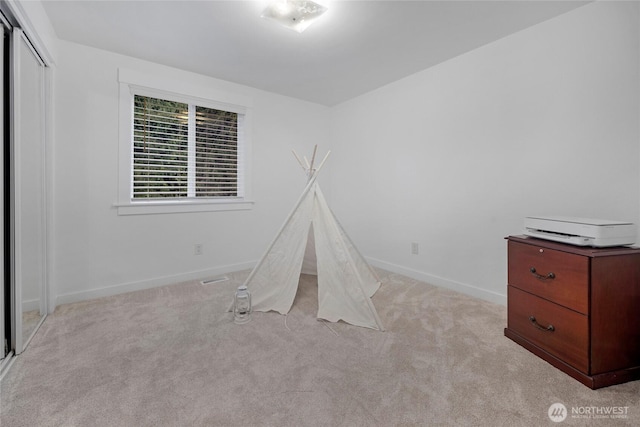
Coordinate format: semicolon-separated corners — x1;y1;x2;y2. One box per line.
0;2;53;373
0;15;7;367
11;27;48;355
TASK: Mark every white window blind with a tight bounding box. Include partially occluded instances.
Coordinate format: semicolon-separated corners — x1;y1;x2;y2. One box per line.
133;95;239;199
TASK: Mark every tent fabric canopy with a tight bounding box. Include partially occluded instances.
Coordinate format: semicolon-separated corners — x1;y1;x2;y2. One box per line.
242;150;384;331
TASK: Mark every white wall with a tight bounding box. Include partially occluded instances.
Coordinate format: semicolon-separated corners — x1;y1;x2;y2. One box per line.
52;40;330;304
328;1;640;304
27;0;640;308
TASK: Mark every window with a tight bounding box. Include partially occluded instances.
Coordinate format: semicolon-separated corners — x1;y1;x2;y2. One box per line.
133;95;239;199
117;68;253;215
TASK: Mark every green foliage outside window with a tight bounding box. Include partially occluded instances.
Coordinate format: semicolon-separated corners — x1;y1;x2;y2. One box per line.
133;95;238;199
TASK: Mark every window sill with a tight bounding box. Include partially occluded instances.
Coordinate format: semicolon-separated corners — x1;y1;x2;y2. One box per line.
115;199;254;216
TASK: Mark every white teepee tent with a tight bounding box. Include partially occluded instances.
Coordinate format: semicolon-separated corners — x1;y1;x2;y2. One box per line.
241;148;384;331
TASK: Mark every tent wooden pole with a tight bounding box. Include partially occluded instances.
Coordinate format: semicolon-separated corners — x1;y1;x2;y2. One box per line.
315;150;330;173
309;144;318;173
292;150;306;171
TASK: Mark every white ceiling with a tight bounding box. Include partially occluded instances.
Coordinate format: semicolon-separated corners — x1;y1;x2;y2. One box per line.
41;0;589;106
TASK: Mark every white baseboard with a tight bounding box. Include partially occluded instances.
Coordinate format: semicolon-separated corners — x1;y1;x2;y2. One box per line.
367;257;507;306
22;299;40;312
55;261;255;307
54;258;507;308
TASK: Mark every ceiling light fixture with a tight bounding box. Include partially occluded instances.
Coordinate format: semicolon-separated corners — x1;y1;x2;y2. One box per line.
261;0;328;33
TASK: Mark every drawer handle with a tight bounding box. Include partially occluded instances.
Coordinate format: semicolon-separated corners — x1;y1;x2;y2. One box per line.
529;315;555;332
529;267;555;281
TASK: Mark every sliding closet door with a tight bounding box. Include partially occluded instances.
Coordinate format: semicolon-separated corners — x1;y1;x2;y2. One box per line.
0;22;6;363
12;28;46;354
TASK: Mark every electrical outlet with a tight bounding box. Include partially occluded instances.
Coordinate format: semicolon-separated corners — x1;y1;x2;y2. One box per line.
411;242;419;255
194;244;203;255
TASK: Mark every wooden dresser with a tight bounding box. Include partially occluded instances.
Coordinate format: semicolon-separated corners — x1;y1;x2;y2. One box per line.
504;235;640;389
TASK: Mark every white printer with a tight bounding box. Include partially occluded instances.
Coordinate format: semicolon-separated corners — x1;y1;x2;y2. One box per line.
523;216;637;247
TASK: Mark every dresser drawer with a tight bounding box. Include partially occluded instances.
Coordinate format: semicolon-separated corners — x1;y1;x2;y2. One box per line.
508;240;589;313
507;286;589;373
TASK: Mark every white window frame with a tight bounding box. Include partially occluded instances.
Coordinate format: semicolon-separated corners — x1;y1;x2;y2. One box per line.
117;68;253;215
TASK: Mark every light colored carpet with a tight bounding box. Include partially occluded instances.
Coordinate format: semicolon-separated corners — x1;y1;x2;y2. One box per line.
1;269;638;426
